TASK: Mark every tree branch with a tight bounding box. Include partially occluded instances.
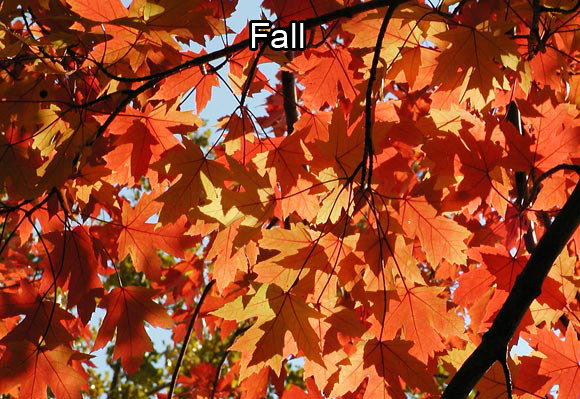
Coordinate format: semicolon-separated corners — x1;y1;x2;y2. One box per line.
527;164;580;206
168;279;215;399
539;0;580;14
451;0;470;16
441;178;580;398
281;51;298;134
96;0;406;84
108;360;121;398
505;101;528;208
209;323;252;399
500;354;513;399
79;0;407;172
361;0;404;188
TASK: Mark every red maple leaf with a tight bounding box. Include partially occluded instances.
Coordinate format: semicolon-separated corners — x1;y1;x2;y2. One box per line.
93;286;173;374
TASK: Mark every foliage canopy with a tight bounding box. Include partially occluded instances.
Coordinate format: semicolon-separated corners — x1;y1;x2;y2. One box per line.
1;0;580;398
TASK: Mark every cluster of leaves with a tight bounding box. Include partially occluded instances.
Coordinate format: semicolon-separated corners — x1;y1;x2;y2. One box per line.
1;0;580;398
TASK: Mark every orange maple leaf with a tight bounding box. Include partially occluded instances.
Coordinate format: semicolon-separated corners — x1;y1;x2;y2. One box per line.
522;325;580;399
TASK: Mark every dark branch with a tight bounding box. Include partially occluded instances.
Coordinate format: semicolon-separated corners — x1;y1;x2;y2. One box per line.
361;0;404;188
441;178;580;398
240;44;267;108
168;279;215;399
505;101;528;207
95;0;407;84
539;0;580;14
108;360;121;397
209;323;252;399
528;0;542;58
451;0;470;16
527;164;580;207
281;51;298;134
500;355;513;399
78;0;407;173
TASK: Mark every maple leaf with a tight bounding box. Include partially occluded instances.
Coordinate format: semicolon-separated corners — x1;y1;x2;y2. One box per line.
198;157;276;229
67;0;128;22
280;176;325;222
0;280;75;346
423;119;507;212
129;0;227;45
432;21;521;108
529;48;564;91
115;193;197;281
151;51;219;111
252;130;312;194
94;286;173;374
475;356;550;399
286;47;364;110
397;197;470;266
343;6;444;86
152;139;229;224
519;88;580;172
330;337;437;398
0;342;88;399
387;46;439;91
101;102;200;182
212;283;323;378
312;109;365;178
530;248;579;325
292;112;331;143
0;132;41;200
454;247;530;307
522;325;580;399
207;218;259;293
252;222;333;294
39;227;103;324
85;23;161;72
263;0;341;25
371;285;464;362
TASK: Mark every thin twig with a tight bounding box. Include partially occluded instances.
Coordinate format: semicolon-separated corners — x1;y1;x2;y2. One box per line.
361;0;404;189
527;164;580;207
92;0;406;84
108;360;121;397
167;279;215;399
209;323;252;399
0;193;53;258
145;382;170;397
539;0;580;14
452;0;470;16
499;353;513;399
